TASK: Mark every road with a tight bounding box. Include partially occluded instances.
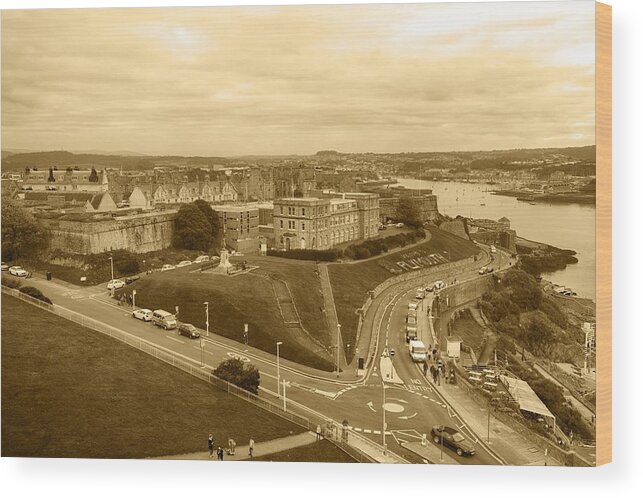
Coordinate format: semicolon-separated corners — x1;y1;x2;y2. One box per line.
5;245;512;464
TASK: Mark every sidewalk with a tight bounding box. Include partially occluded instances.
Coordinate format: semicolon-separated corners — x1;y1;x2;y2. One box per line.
433;381;560;466
155;431;317;461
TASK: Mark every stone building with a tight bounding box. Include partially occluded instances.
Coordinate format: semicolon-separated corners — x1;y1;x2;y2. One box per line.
22;167;109;193
273;197;363;250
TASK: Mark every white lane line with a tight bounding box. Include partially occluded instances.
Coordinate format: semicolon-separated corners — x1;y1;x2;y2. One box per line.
193;346;214;355
166;336;186;344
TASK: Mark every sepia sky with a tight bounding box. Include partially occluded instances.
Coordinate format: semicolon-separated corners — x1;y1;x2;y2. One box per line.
1;1;595;156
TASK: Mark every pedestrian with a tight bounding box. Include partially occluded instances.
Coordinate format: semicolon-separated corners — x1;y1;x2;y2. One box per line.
432;348;437;361
423;361;428;377
249;438;255;458
316;424;322;441
208;434;214;459
228;438;236;455
430;364;436;382
217;446;224;461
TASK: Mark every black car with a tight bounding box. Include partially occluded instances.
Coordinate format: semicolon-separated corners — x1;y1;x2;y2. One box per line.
178;323;201;339
431;425;476;456
125;275;140;285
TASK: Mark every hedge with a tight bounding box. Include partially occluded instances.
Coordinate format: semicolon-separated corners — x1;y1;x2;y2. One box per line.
344;229;426;260
18;285;53;304
267;248;341;262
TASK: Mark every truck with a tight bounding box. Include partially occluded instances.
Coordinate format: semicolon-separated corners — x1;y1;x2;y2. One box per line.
408;340;428;363
405;314;418;342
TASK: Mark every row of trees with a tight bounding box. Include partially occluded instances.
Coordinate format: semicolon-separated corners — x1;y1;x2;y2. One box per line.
173;200;221;251
1;199;50;262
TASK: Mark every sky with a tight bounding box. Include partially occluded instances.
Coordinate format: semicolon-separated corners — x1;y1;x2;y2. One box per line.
1;1;596;156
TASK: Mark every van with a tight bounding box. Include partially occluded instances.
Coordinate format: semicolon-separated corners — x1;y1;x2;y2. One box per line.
408;340;428;363
152;309;177;330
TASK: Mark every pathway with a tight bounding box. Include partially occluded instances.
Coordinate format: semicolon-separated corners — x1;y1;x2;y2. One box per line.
318;263;346;370
155;431;317;461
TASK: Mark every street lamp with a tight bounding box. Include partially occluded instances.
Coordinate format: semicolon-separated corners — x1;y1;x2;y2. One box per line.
276;341;283;399
203;302;209;337
336;323;341;378
108;254;114;297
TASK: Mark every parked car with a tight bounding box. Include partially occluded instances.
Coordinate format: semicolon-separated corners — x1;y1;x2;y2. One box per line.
178;323;201;339
408;301;419;312
177;260;192;267
107;279;126;290
427;280;445;292
125;275;140;285
1;262;9;271
194;255;210;264
132;308;153;322
431;425;476;456
152;309;177;330
396;222;404;228
8;266;28;277
161;264;176;272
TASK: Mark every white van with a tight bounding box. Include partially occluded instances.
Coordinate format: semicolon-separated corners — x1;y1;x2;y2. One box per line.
152;309;177;330
408;340;428;363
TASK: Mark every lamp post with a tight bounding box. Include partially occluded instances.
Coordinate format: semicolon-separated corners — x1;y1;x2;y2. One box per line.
336;323;341;378
203;302;209;337
108;255;114;297
276;341;283;399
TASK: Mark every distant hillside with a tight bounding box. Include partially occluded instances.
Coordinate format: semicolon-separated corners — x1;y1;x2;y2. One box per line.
0;150;230;171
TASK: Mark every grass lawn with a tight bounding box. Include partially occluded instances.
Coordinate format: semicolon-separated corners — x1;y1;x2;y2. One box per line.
116;266;334;371
254;439;356;463
1;295;304;458
329;227;479;361
230;254;328;348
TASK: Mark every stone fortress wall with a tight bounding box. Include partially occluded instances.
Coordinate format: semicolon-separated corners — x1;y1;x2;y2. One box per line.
42;211;178;255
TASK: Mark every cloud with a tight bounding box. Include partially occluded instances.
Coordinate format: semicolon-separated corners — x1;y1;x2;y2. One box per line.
1;2;595;155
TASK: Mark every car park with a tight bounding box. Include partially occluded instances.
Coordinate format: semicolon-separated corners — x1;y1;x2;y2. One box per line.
178;323;201;339
431;425;476;456
177;260;192;267
8;266;28;277
1;262;9;271
161;264;176;272
194;255;210;263
132;308;153;321
107;279;126;290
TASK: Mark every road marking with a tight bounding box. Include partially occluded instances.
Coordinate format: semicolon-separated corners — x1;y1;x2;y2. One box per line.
363;429;372;434
227;352;250;362
366;401;376;412
193;346;214;355
398;412;418;420
166;336;185;344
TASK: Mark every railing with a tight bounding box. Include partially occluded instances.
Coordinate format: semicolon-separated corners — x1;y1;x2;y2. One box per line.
2;285;389;463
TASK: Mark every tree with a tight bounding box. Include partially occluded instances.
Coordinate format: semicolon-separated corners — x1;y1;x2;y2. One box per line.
173;203;213;251
193;199;220;247
395;197;423;228
500;269;542;310
1;199;50;261
213;358;260;395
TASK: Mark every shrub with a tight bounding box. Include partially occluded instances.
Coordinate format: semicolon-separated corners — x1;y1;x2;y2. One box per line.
213;358;260;395
18;286;53;304
2;276;22;289
115;255;140;275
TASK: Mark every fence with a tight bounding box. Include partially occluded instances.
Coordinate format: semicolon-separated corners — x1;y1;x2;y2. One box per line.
2;285;386;463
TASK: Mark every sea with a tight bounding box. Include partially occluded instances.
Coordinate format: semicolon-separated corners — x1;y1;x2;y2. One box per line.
395;178;596;301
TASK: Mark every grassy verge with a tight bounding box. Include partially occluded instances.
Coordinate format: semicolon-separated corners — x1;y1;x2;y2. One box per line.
254;439;356;463
1;295;304;458
329;227;479;360
116;267;334;371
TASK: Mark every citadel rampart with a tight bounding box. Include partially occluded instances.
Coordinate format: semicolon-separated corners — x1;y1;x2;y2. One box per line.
41;211;178;255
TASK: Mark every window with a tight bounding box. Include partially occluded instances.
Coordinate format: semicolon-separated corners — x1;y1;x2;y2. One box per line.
301;222;305;230
302;208;306;216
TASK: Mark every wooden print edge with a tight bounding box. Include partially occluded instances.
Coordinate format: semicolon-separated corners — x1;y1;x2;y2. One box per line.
595;0;612;467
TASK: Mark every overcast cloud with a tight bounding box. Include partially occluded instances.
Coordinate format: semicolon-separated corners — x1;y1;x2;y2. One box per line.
1;2;595;156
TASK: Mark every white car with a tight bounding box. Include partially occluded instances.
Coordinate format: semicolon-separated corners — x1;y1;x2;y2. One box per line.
161;264;176;272
194;255;210;263
396;223;404;228
1;262;9;271
176;260;192;267
106;279;126;290
132;308;153;321
9;266;28;277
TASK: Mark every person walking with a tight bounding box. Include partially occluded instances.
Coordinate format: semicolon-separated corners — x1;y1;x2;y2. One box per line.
249;438;255;458
316;424;322;441
228;438;236;455
208;434;214;459
430;364;436;383
422;361;428;377
217;446;224;461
